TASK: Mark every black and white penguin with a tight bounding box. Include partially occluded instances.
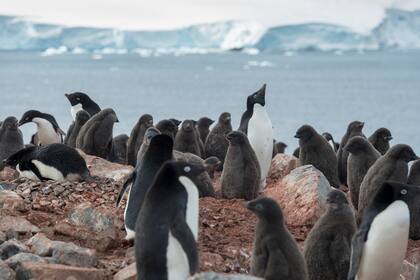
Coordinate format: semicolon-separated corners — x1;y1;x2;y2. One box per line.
18;110;66;146
348;181;420;280
322;132;339;153
116;133;173;240
135;161;204;280
0;117;24;165
65;92;101;120
4;143;91;182
238;84;273;190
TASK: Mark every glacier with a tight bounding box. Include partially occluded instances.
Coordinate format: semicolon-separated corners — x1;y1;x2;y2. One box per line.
0;9;419;54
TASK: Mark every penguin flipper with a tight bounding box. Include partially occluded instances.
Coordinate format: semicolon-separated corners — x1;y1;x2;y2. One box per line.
28;161;50;181
238;111;251;135
171;213;199;275
348;228;368;280
116;171;136;207
264;239;289;279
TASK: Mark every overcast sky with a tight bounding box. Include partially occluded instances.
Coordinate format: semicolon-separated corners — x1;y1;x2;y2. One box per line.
0;0;419;32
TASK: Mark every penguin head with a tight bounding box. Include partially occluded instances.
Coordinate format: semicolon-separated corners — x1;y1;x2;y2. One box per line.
247;84;266;109
75;110;91;124
197;117;215;128
155;120;178;140
139;114;153;126
143;127;161;145
347;121;364;133
2;117;19;131
345;136;371;155
3;146;37;167
148;134;173;153
65;92;92;107
226;131;248;145
377;181;420;205
326;189;349;210
295;125;317;143
387;144;418;162
374;128;393;142
18;110;43;126
204;156;221;170
322;132;334;141
245;197;284;223
169;119;182;127
219;112;231;125
181;120;195;133
101;108;119;123
162;160;206;180
276;142;288;151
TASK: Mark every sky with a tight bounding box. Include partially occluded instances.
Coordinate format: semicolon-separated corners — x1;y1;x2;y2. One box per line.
0;0;419;33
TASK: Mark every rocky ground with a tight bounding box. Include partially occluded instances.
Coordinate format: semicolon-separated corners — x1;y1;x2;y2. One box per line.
0;154;418;280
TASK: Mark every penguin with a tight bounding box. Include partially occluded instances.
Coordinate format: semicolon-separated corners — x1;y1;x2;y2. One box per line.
155;119;178;140
193;120;206;158
345;136;380;210
136;127;161;165
0;117;24;167
407;160;420;240
239;84;273;190
18;110;66;146
322;132;339;153
169;118;182;135
368;128;392;155
174;120;202;157
108;134;129;164
303;189;356;280
65;92;101;120
64;110;90;148
126;114;153;166
246;197;308;280
337;121;365;186
205;112;232;168
202;156;221;179
135;161;204;280
348;181;420;280
295;125;340;188
196;117;214;144
358;144;418;224
272;141;287;158
116;134;173;240
76;108;119;159
408;159;420;185
4;143;91;181
221;131;260;200
293;147;300;158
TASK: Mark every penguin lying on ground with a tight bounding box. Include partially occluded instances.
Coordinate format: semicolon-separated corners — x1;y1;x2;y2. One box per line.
4;143;91;182
65;92;101;120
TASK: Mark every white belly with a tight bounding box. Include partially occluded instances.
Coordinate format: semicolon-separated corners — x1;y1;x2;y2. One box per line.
71;104;83;121
356;200;409;280
32;160;64;181
167;231;190;280
33;117;61;145
123;183;135;240
179;176;199;240
247;104;273;189
328;140;335;151
16;164;40;181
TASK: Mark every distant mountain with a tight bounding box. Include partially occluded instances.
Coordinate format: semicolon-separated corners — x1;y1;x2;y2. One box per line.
0;9;419;54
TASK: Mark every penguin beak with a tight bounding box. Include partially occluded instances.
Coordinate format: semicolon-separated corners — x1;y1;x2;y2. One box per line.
385;136;393;141
17;119;26;127
294;134;300;139
358;122;365;128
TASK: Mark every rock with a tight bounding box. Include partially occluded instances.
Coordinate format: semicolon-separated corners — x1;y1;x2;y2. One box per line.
4;252;46;269
0;215;40;234
26;233;55;256
81;153;133;182
52;242;98;268
201;252;225;271
268;154;299;181
190;272;263;280
0;190;25;211
0;232;5;245
68;202;115;232
0;239;29;260
0;259;15;280
264;165;332;227
113;263;136;280
26;211;53;227
0;167;19;182
15;262;105;280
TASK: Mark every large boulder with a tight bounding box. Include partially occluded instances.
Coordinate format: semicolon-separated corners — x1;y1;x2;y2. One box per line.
81;153;133;182
190;273;262;280
0;190;25;211
15;262;105;279
268;154;299;181
264;165;332;227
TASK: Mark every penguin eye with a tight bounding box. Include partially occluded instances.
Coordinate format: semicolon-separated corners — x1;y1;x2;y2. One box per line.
184;166;191;173
76;97;80;101
401;189;407;195
256;204;263;211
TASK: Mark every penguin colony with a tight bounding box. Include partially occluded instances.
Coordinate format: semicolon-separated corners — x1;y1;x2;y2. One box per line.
0;86;419;280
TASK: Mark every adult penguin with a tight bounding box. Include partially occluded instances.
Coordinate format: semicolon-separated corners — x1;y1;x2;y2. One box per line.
76;108;119;159
65;92;101;120
64;110;90;148
238;84;273;190
174;120;202;157
196;117;214;144
322;132;339;153
345;136;380;210
126;114;153;166
116;133;173;240
135;161;204;280
205;112;232;167
368;128;392;155
108;134;129;164
348;181;420;280
304;189;356;280
358;144;418;223
337;121;365;185
0;117;24;166
295;125;340;188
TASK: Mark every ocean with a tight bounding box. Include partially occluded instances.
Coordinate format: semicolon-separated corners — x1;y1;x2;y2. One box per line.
0;51;419;152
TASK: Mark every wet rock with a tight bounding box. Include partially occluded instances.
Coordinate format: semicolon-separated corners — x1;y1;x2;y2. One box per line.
68;202;115;232
0;239;29;260
82;153;133;182
4;252;46;269
0;190;25;211
52;242;98;268
15;262;105;280
0;215;40;234
190;272;263;280
0;259;15;280
113;262;136;280
264;165;332;227
268;154;299;181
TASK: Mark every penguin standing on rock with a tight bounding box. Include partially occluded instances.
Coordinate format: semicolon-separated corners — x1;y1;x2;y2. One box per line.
368;128;392;155
65;92;101;120
64;110;90;148
348;181;420;280
246;197;308;280
126;114;153;166
0;117;24;165
19;110;66;146
135;161;204;280
239;84;273;190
